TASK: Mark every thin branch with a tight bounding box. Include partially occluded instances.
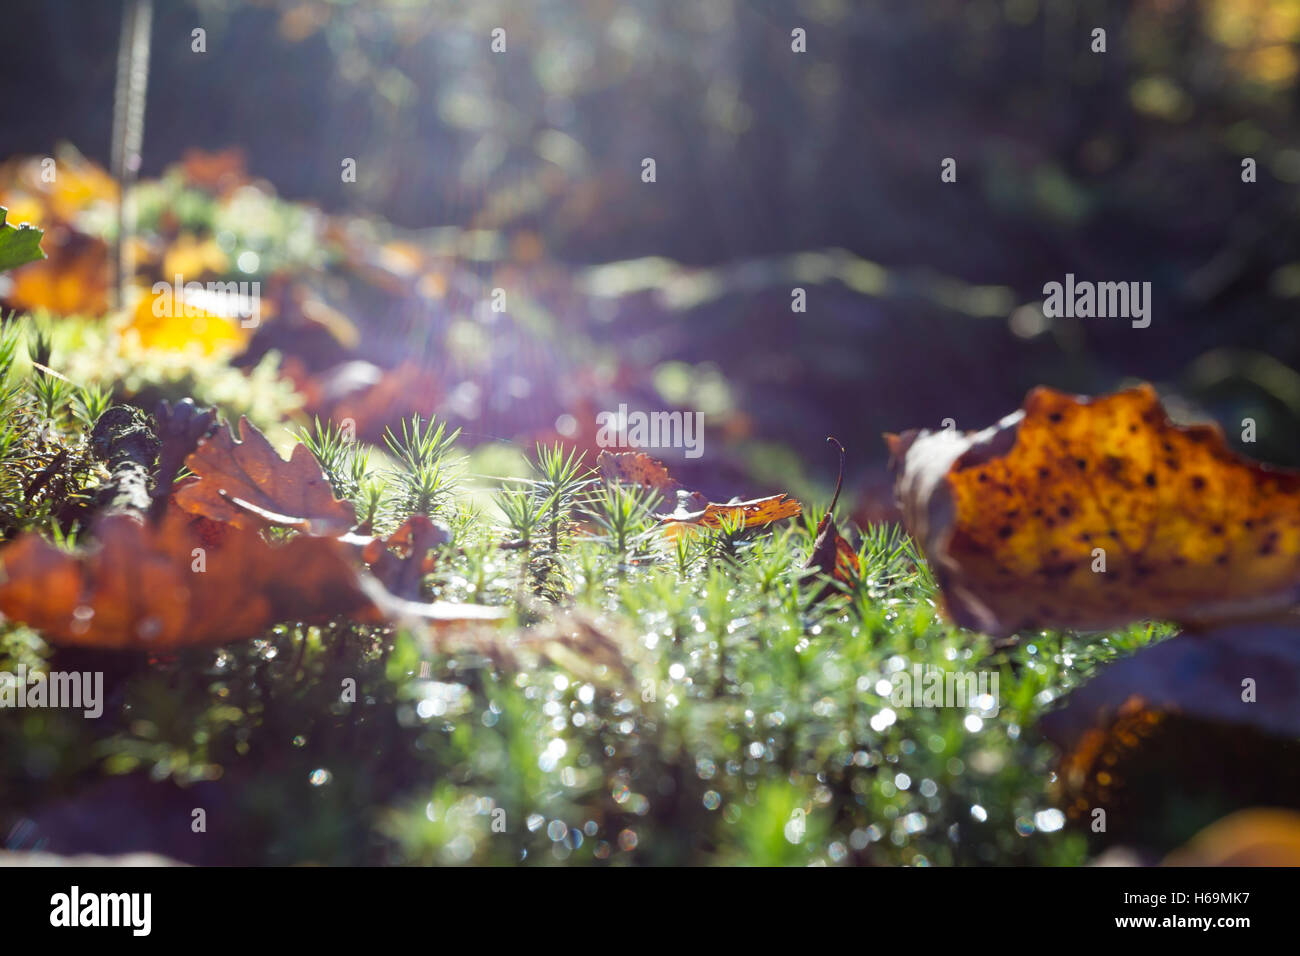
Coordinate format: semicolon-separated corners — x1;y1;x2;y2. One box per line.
110;0;153;309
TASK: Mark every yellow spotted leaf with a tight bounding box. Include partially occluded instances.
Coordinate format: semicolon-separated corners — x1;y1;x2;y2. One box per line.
888;384;1300;636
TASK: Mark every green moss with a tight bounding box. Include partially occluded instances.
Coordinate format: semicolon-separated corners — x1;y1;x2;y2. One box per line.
0;329;1183;865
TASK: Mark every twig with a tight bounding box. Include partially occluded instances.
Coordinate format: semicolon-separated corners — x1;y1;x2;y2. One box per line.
110;0;153;309
90;406;159;520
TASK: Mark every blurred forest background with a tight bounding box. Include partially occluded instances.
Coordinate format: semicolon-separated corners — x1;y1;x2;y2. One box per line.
1;0;1298;511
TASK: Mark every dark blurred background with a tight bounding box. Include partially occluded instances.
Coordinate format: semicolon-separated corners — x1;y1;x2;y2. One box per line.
2;0;1298;508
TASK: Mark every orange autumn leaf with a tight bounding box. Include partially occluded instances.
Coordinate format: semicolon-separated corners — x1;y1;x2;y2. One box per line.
0;510;371;650
806;518;859;601
597;449;802;538
174;416;356;535
658;494;803;538
0;146;119;227
888;384;1300;637
5;231;109;316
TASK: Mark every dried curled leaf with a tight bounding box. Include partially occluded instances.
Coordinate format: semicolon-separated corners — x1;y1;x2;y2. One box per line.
805;437;860;604
355;575;508;628
657;494;802;539
151;398;218;516
527;611;634;685
174;416;356;535
597;449;802;538
888;384;1300;637
399;610;626;683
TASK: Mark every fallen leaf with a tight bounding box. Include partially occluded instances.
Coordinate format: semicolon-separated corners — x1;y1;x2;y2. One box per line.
173;416;356;535
596;449;801;537
1041;618;1300;758
0;506;505;650
123;284;252;354
360;514;452;599
1164;808;1300;866
657;493;802;539
597;450;685;503
0;510;370;649
151;398;218;515
372;610;620;683
5;230;108;315
355;575;508;628
806;437;860;603
526;611;634;685
1042;674;1300;848
888;384;1300;637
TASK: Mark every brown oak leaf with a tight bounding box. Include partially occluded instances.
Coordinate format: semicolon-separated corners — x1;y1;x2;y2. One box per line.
0;506;504;650
0;509;371;649
597;450;685;504
173;416;356;535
